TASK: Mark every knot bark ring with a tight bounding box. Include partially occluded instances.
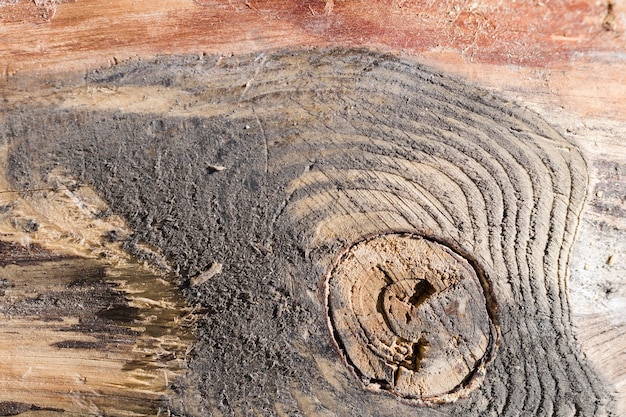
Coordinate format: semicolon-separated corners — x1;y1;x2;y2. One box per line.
326;233;497;402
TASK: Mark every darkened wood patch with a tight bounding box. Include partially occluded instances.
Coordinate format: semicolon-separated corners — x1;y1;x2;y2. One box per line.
0;401;63;416
0;241;66;267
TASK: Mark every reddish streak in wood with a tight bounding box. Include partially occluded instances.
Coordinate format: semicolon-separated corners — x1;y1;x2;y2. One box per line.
0;0;622;73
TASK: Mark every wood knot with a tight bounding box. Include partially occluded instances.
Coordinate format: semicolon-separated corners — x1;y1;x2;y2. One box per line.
326;233;497;402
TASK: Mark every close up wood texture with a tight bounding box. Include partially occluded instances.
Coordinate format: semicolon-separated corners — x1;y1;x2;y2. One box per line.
326;234;497;402
0;1;625;417
0;255;193;416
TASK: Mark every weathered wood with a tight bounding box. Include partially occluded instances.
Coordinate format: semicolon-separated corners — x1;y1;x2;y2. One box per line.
0;256;193;416
327;234;496;402
0;1;624;415
0;147;194;415
1;48;621;416
0;0;624;122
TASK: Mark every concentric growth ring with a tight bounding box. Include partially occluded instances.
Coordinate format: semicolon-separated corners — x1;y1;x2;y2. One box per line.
327;233;496;402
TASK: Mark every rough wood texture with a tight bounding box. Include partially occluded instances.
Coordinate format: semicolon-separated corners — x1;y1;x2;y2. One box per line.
327;234;496;402
0;141;194;415
0;1;624;416
0;0;624;124
0;0;623;70
1;49;618;416
0;256;193;416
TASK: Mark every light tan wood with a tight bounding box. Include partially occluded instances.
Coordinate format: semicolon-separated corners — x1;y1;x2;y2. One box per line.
327;234;496;402
0;258;193;416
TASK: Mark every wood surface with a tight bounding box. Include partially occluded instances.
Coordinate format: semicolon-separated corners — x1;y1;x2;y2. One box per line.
0;1;624;416
0;255;193;416
326;234;497;402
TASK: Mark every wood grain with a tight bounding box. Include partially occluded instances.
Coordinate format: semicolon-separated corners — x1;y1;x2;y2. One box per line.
326;234;496;402
0;147;194;415
0;0;623;70
0;253;194;416
1;48;618;416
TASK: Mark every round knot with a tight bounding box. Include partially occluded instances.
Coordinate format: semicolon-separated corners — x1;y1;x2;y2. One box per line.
326;234;496;401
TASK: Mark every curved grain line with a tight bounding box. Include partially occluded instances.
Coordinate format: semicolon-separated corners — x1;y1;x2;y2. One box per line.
287;169;462;234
